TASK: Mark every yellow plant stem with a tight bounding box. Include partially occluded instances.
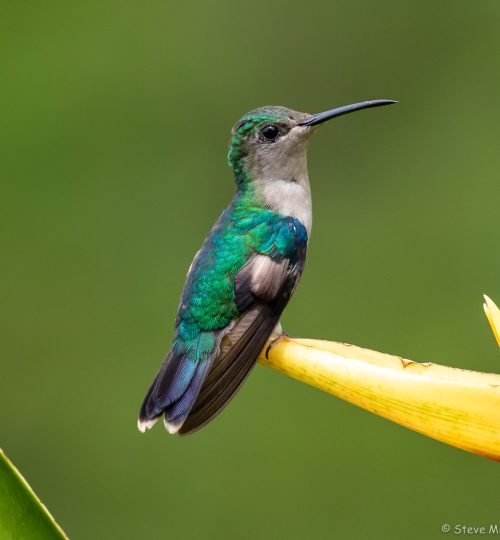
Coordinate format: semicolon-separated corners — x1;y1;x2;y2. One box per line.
259;336;500;461
484;294;500;348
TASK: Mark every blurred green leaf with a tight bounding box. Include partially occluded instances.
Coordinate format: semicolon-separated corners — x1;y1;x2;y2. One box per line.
0;449;67;540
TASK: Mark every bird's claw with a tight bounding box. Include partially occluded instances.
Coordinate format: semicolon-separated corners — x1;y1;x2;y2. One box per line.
265;331;291;359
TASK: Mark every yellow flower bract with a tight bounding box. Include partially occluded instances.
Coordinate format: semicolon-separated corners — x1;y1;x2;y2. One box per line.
258;295;500;461
484;294;500;348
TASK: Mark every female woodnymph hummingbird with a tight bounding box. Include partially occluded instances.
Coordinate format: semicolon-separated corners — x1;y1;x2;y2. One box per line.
138;99;396;435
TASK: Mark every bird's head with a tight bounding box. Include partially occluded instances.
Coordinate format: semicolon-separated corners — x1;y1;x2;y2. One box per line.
228;106;310;188
227;100;396;189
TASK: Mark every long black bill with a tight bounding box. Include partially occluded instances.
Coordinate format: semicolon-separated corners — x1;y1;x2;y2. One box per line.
300;99;397;127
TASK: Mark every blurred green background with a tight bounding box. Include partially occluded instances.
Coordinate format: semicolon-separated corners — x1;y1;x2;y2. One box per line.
2;1;500;538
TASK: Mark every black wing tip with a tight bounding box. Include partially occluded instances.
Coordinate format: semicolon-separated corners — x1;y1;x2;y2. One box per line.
177;413;214;436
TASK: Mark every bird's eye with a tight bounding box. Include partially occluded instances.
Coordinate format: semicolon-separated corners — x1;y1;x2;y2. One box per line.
260;124;280;142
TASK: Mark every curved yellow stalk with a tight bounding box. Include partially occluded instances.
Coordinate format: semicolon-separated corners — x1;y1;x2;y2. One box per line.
258;296;500;461
484;294;500;348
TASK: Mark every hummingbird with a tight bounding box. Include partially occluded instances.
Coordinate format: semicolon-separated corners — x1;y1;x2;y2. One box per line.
138;99;396;435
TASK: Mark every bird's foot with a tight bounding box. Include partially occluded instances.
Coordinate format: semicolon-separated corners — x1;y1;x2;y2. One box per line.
265;330;292;360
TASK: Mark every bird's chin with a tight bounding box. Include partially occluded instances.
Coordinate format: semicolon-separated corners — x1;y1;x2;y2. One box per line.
290;124;317;143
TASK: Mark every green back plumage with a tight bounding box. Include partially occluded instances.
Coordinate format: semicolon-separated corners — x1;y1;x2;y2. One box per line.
177;199;307;340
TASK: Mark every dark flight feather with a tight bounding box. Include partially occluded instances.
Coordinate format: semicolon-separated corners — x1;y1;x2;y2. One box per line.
178;255;303;435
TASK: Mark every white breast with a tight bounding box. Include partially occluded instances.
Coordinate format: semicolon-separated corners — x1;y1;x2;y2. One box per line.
247;125;313;236
263;180;312;236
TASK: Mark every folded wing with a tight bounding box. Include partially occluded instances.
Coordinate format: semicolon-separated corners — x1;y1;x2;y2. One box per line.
178;254;303;434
